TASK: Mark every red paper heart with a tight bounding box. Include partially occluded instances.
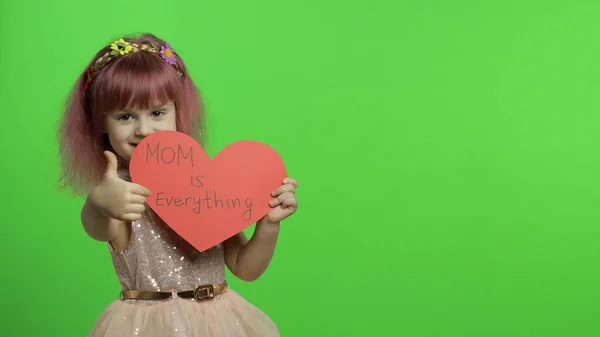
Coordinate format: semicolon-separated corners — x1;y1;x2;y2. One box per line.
129;131;287;252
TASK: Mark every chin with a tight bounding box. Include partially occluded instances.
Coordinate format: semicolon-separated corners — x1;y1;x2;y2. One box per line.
115;150;133;163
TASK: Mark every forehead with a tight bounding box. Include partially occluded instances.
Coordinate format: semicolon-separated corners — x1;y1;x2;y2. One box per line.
112;100;175;113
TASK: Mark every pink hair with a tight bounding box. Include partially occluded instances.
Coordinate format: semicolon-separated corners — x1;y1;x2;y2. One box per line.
57;33;206;196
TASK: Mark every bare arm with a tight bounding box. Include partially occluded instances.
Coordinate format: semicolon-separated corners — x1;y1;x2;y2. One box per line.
224;219;281;282
80;151;150;248
81;196;123;242
223;177;298;282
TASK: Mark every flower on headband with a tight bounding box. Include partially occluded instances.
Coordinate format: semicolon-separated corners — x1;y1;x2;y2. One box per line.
110;38;133;56
160;43;177;65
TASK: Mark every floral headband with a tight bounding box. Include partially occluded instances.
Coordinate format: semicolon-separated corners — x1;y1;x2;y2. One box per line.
83;38;183;91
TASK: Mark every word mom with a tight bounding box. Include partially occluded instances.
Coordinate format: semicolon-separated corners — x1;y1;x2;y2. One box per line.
146;142;195;167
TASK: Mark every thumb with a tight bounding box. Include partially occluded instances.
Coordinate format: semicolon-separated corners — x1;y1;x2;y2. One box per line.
103;151;119;178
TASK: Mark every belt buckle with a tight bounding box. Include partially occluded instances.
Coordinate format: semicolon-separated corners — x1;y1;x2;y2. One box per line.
194;285;215;301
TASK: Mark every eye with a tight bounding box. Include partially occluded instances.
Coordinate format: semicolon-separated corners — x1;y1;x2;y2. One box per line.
118;114;133;121
151;110;165;117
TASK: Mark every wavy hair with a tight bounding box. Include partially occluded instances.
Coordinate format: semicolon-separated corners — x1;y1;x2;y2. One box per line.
57;33;206;196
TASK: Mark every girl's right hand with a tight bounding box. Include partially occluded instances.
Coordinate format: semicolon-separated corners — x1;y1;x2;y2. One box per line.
88;151;152;222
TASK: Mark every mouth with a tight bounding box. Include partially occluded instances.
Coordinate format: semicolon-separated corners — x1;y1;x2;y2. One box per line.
130;143;138;148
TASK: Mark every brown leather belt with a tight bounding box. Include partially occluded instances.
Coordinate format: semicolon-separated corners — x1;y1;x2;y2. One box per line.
121;281;228;301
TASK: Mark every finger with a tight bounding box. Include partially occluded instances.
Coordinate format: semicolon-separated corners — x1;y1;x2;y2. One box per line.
125;204;146;214
129;183;152;197
121;213;143;222
269;198;282;207
283;178;298;187
277;191;295;202
127;194;147;205
270;192;294;206
282;197;298;209
271;184;295;197
103;151;119;178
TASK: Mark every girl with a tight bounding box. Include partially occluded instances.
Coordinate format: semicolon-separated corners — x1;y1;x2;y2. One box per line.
58;33;298;336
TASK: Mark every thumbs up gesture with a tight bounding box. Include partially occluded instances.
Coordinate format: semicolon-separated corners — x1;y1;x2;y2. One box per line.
88;151;152;222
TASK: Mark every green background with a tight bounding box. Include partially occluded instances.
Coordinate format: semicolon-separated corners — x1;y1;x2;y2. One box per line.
2;0;600;336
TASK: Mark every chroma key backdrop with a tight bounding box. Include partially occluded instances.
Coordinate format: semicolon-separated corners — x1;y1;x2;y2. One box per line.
2;0;600;336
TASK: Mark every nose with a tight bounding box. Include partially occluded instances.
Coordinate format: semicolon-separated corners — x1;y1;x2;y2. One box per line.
135;120;153;137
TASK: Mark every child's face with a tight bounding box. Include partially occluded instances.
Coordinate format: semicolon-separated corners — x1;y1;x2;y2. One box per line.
104;101;177;162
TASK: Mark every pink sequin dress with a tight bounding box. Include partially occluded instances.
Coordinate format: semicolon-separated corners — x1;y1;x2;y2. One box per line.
87;170;279;337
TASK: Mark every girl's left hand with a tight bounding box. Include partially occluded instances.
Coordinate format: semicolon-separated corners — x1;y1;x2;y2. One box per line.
264;177;298;224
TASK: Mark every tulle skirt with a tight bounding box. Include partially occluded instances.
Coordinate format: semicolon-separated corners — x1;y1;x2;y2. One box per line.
88;290;279;337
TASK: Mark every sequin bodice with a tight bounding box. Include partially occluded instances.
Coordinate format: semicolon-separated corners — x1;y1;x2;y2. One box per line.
109;170;226;292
